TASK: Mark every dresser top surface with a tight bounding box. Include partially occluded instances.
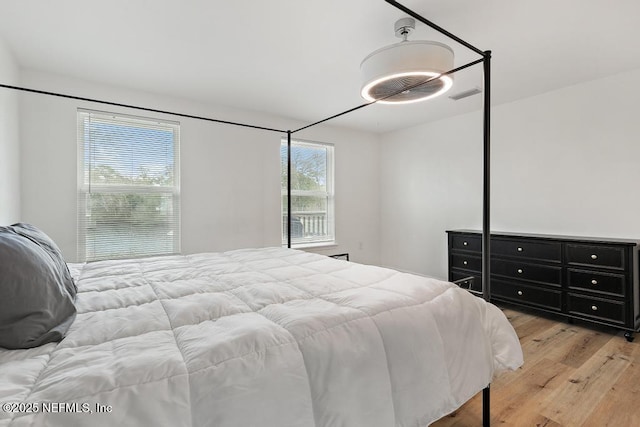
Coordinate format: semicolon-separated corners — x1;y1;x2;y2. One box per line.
446;229;640;246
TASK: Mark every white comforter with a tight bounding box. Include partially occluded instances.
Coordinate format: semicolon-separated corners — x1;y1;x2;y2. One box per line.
0;247;522;427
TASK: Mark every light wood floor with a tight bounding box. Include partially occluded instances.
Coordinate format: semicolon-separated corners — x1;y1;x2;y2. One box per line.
431;306;640;427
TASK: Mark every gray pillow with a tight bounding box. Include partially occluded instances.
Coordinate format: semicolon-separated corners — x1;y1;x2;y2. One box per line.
0;223;77;349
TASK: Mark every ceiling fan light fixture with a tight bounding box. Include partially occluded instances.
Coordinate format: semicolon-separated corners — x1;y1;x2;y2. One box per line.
361;69;454;105
360;19;455;104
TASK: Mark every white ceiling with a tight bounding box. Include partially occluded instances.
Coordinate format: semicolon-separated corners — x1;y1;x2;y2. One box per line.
1;0;639;133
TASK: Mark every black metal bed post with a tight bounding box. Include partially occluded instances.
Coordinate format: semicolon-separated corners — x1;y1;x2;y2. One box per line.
482;51;491;303
483;385;491;426
482;50;492;427
287;130;292;249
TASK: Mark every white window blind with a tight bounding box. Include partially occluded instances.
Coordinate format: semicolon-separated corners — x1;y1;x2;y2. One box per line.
77;109;180;261
281;139;335;246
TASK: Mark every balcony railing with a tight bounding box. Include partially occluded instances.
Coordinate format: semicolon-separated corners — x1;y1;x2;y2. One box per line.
282;211;327;239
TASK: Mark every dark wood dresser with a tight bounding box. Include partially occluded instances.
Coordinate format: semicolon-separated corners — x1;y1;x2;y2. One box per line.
447;230;640;341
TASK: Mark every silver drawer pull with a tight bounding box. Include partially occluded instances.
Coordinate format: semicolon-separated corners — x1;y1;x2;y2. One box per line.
463;241;468;246
517;269;523;274
463;261;468;265
591;254;598;260
591;279;598;285
517;247;523;252
591;305;598;311
517;290;523;296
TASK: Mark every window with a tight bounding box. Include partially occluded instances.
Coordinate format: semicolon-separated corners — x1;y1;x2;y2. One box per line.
281;139;334;246
77;109;180;261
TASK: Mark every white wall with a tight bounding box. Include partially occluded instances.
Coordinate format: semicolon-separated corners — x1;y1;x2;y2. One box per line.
492;68;640;237
380;67;640;280
379;109;483;278
0;39;20;224
19;70;380;264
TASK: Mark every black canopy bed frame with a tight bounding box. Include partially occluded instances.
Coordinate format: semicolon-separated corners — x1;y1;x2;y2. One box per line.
0;1;494;424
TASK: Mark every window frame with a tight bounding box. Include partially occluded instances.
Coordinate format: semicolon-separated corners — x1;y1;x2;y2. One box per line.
77;109;181;261
281;138;335;248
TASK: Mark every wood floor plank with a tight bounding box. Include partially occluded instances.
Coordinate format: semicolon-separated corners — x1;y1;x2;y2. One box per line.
556;327;614;369
518;322;585;368
508;312;558;343
502;308;538;328
539;335;634;426
504;413;563;427
490;357;573;423
581;338;640;427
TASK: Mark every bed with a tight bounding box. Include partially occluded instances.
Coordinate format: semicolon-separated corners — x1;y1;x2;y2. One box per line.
0;247;522;427
1;1;513;423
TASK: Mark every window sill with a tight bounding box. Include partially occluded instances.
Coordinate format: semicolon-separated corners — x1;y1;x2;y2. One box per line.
284;241;338;250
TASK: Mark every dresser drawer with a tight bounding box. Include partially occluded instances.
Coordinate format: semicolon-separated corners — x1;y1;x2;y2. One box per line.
451;253;482;271
567;293;625;325
567;268;626;297
566;244;626;270
491;279;562;311
451;270;482;293
491;259;561;287
450;234;482;252
492;238;561;262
